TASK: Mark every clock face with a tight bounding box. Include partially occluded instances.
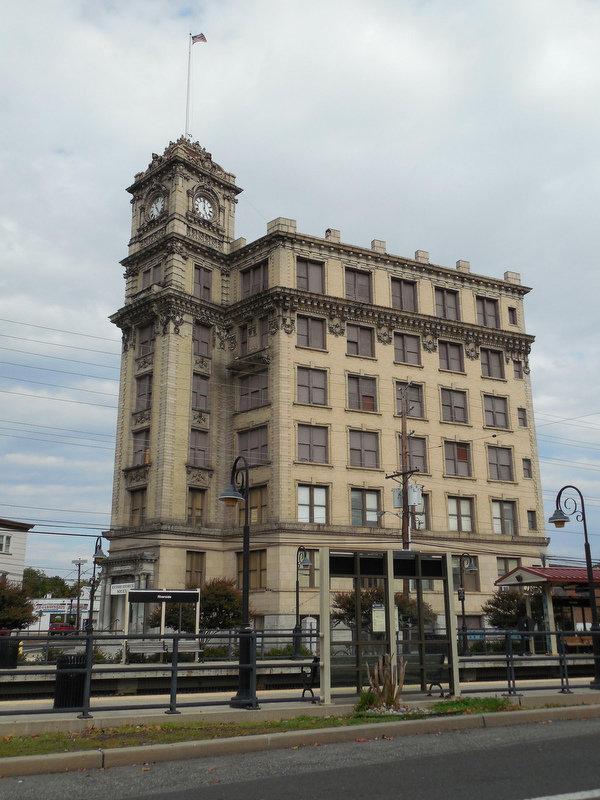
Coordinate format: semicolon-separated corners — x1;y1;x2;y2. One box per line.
194;194;215;221
148;195;165;220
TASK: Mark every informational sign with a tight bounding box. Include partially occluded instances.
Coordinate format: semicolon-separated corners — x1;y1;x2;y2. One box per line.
371;603;386;633
408;484;423;508
110;582;135;596
31;599;88;613
128;589;200;604
392;487;402;508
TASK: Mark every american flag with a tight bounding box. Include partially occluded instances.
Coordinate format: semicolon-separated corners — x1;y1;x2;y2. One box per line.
191;33;207;44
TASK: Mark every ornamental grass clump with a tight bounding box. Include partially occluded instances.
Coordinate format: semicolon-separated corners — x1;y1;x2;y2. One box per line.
366;653;407;711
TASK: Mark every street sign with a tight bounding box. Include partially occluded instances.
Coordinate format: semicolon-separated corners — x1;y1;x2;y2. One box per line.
127;589;200;604
110;582;135;596
371;603;386;632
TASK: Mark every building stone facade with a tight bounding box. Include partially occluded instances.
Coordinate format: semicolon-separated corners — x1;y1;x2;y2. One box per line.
98;137;547;632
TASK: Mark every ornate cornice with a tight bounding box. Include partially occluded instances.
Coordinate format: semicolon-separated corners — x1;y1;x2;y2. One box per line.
228;231;531;297
121;234;228;276
127;136;242;196
123;464;150;488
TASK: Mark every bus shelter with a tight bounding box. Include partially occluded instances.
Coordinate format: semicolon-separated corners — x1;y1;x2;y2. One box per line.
318;548;459;702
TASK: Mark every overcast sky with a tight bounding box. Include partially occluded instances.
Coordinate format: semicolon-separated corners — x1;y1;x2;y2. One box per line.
2;0;600;583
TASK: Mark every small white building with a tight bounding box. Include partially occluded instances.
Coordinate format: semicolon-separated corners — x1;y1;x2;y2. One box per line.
25;587;100;632
0;518;33;585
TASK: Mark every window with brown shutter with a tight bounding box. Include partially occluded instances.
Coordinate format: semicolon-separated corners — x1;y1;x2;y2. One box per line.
448;497;474;532
189;429;209;467
238;426;268;465
488;446;513;480
513;360;524;379
138;324;155;357
483;395;508;428
129;488;146;526
351;488;380;526
435;288;460;320
476;296;500;328
528;510;537;530
236;550;267;589
239;371;268;410
241;262;268;298
194;265;212;300
259;317;269;348
192;323;211;358
135;374;152;411
522;458;532;478
347;375;377;411
492;500;517;535
518;407;528;427
297;315;326;349
192;373;209;411
508;307;518;325
132;429;150;466
239;324;248;355
297;424;328;463
297;367;327;405
185;550;205;588
346;324;374;357
345;268;372;302
481;348;504;378
187;489;205;527
441;388;468;423
396;382;424;418
349;430;379;468
394;333;421;365
444;441;472;476
391;278;417;311
407;436;427;472
297;485;328;523
439;341;464;372
238;485;268;525
297;258;324;293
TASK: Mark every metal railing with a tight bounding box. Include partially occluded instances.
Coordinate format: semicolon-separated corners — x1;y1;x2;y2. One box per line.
0;628;320;717
458;628;600;696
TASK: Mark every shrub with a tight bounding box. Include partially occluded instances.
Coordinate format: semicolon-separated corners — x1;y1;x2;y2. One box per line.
355;688;377;714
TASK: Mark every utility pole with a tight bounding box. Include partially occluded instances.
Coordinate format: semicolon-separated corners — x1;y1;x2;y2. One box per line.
72;558;87;631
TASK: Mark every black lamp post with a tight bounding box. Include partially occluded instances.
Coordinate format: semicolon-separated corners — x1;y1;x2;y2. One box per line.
548;484;600;689
293;547;311;658
85;537;107;633
458;553;477;656
219;455;259;708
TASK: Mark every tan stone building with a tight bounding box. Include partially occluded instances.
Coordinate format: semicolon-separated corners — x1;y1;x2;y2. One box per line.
98;137;548;633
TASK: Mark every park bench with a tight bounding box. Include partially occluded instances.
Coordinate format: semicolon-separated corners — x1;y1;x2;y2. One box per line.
300;656;319;702
404;652;449;697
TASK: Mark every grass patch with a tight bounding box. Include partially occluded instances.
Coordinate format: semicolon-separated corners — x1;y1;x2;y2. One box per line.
0;698;517;759
430;697;514;715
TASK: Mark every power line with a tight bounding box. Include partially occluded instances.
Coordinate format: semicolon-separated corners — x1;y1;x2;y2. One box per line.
0;333;120;356
0;432;114;449
0;361;118;382
0;428;113;447
0;318;119;343
0;389;117;408
0;419;115;438
0;346;119;370
0;502;109;515
0;376;117;396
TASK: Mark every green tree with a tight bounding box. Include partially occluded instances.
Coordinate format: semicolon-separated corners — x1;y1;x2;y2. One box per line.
22;567;79;599
331;587;436;630
0;575;35;630
147;578;244;633
481;588;544;629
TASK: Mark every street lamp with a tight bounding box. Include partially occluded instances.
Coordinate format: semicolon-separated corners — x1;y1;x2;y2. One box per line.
85;537;107;633
458;553;477;656
218;455;259;708
548;485;600;689
293;547;311;658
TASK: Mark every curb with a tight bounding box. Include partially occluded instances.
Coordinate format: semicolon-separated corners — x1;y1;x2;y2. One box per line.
3;704;600;778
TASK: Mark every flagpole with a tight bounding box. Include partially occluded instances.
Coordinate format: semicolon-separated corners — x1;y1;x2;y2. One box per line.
185;33;192;137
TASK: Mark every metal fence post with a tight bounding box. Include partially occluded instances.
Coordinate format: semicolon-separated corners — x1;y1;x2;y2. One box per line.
504;632;519;697
77;631;94;719
165;635;180;714
557;632;572;694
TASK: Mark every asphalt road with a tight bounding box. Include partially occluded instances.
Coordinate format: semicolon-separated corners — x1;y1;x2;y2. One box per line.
4;718;600;800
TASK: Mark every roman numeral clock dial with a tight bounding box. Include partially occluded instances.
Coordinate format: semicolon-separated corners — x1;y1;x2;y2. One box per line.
194;194;214;221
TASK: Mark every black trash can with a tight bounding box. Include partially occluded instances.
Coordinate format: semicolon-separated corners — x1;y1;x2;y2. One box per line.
0;637;19;668
53;653;86;709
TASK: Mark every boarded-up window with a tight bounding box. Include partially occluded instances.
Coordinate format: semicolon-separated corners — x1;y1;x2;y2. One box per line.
241;262;268;298
192;323;211;358
189;429;209;467
297;258;324;293
391;278;417;311
238;426;268;465
349;430;379;468
239;371;268;410
435;288;460;320
439;341;464;372
297;316;325;349
345;268;372;302
298;424;328;463
348;375;377;411
394;333;420;365
488;446;513;481
194;265;212;300
297;367;327;405
444;441;472;477
346;324;374;357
